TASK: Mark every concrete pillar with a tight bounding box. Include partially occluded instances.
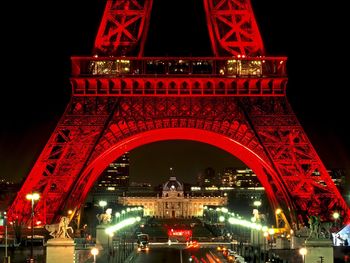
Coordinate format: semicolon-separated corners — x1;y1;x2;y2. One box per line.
304;239;333;263
96;225;108;249
46;238;75;263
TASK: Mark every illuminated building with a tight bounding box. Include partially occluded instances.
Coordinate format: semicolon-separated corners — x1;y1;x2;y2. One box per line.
220;167;236;187
235;168;260;188
118;177;227;218
95;152;130;191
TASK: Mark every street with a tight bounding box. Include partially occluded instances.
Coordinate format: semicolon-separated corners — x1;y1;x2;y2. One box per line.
132;244;225;263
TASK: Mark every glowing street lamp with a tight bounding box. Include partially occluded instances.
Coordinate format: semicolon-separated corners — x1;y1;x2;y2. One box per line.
333;212;340;219
299;247;307;263
333;212;340;228
107;232;114;254
99;200;107;213
91;247;99;263
263;231;268;251
253;200;262;208
26;192;40;261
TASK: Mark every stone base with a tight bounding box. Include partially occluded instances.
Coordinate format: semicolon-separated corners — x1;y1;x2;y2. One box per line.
291;236;307;249
304;239;333;263
275;237;290;249
46;238;75;263
96;225;110;248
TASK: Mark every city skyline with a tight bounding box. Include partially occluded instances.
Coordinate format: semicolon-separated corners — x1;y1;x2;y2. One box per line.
0;0;349;189
130;141;245;186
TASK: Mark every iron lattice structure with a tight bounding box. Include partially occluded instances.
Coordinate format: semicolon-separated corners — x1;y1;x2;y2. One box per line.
8;0;349;226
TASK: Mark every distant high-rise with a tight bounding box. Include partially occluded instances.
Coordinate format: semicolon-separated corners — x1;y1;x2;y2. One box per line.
95;152;130;191
327;169;345;189
197;167;216;186
220;167;237;187
217;167;261;188
235;168;260;188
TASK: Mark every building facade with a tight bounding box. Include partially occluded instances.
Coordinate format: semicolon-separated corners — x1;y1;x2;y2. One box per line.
118;177;227;218
95;152;130;191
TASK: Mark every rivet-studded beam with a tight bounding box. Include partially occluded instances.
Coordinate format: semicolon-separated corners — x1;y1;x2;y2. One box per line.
94;0;153;56
7;94;350;225
204;0;264;56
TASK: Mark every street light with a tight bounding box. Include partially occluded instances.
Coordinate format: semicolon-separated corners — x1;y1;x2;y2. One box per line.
299;247;307;263
99;200;107;213
91;247;99;263
3;211;9;263
108;232;114;256
333;212;340;220
26;192;40;261
333;211;340;228
263;232;268;252
253;200;262;208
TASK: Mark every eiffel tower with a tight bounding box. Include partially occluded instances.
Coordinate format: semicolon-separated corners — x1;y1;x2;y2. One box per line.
8;0;349;226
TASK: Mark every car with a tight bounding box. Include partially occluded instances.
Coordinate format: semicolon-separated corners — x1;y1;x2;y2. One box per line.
226;249;239;262
137;243;150;252
216;245;225;251
137;233;150;252
187;240;200;249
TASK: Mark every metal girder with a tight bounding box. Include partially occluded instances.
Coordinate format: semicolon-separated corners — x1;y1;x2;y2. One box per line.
94;0;153;56
203;0;264;56
7;0;350;228
7;97;117;224
244;97;350;224
7;86;350;226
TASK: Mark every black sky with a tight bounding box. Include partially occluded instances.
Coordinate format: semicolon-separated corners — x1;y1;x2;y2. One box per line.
0;1;349;186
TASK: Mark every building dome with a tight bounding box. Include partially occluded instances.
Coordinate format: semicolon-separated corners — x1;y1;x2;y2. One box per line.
162;177;183;192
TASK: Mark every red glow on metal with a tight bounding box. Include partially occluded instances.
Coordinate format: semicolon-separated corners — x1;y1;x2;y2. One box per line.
70;56;287;97
204;0;264;56
94;0;153;56
7;0;350;228
69;128;282;218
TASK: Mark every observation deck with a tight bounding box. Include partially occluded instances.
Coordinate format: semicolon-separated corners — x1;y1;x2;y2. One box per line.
71;57;287;96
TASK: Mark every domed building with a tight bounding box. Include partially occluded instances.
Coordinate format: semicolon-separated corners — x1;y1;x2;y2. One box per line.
118;177;227;218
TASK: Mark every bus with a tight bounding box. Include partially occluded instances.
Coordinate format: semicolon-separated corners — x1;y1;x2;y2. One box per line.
137;233;149;251
168;229;192;243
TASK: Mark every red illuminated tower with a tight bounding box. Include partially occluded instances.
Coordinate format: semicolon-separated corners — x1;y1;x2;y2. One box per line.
8;0;349;227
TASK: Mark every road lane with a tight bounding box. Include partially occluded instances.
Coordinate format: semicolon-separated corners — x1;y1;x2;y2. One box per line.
132;245;226;263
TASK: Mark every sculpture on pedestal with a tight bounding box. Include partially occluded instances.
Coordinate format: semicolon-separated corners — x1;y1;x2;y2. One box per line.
96;208;112;225
308;215;332;239
308;215;320;239
45;216;74;239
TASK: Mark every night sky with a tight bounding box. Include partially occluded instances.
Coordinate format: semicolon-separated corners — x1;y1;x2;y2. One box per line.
0;1;349;187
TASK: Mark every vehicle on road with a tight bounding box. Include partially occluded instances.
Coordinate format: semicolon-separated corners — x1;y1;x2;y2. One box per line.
186;240;200;249
137;233;150;252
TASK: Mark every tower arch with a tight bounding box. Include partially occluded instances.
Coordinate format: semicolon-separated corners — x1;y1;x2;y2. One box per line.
8;0;349;227
68;128;286;219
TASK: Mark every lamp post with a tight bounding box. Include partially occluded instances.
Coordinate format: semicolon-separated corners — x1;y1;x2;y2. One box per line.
299;247;307;263
333;211;340;229
263;231;268;261
107;231;114;258
99;200;107;213
253;200;262;209
91;247;99;263
26;192;40;262
3;211;8;263
268;228;275;261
